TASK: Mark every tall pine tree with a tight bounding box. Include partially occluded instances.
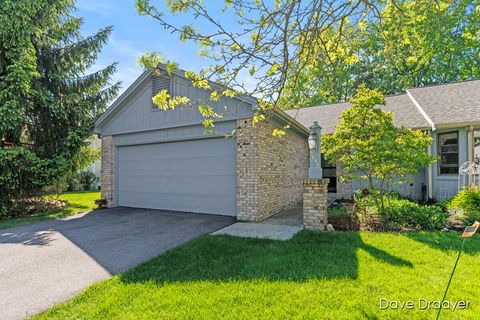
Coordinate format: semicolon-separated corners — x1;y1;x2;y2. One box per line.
0;0;119;216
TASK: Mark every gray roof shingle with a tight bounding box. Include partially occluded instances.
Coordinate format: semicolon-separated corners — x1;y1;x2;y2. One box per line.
285;94;430;133
284;80;480;133
407;80;480;127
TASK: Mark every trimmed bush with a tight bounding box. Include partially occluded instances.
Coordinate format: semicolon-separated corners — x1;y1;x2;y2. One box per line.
448;188;480;225
380;199;447;230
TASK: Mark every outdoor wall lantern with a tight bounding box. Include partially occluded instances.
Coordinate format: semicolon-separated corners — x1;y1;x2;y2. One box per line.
308;131;318;150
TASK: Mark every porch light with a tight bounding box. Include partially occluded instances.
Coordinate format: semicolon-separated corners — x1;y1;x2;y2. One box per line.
308;131;318;150
307;121;322;179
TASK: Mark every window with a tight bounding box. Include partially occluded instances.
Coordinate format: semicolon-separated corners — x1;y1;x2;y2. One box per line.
438;132;459;174
474;130;480;165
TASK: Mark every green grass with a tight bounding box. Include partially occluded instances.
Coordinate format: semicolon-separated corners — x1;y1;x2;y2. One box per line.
0;191;100;229
36;231;480;319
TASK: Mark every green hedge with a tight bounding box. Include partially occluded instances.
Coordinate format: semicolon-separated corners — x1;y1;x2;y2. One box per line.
380;199;447;230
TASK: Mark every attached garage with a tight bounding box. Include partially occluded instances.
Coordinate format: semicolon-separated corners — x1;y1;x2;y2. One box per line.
117;138;236;215
94;65;309;221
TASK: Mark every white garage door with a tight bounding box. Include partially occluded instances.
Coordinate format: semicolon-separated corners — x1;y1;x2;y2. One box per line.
117;138;236;216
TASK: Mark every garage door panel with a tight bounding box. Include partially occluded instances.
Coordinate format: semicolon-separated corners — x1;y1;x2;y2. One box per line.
117;138;236;216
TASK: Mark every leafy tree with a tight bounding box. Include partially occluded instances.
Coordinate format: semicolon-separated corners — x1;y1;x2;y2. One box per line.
70;137;101;174
135;0;480;116
53;137;101;193
322;85;436;210
283;0;480;106
0;0;119;216
135;0;377;132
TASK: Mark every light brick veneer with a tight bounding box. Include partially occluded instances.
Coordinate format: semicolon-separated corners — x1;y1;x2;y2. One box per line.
100;136;115;207
236;119;309;222
303;178;329;230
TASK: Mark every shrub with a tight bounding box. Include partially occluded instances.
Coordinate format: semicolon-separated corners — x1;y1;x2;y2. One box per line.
380;199;447;230
77;171;97;191
434;198;452;211
328;203;360;231
448;188;480;225
0;148;65;218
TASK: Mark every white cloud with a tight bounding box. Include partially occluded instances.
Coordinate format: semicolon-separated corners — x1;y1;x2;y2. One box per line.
76;0;116;17
113;66;143;94
107;35;144;58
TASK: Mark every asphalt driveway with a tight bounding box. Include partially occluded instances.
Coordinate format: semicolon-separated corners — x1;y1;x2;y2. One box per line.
0;207;234;319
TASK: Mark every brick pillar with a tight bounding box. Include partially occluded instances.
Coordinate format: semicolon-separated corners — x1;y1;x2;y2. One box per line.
100;136;115;207
303;179;329;230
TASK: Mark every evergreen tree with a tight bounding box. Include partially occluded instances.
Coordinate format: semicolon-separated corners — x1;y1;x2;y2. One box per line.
0;0;119;216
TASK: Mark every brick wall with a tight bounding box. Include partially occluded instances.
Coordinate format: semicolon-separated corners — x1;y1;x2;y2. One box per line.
236;119;309;221
100;136;115;207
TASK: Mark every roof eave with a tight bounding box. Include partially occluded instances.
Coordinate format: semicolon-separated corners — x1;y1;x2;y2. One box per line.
434;121;480;130
94;69;152;135
272;108;309;137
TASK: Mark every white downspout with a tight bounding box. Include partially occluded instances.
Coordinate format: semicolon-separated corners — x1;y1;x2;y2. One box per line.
467;125;474;162
427;132;434;199
406;89;435;199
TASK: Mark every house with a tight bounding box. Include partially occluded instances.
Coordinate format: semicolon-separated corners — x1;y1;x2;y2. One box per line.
87;136;102;190
94;66;309;222
285;80;480;200
94;64;480;222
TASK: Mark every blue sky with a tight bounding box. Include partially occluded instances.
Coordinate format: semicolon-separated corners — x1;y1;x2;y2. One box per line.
76;0;218;94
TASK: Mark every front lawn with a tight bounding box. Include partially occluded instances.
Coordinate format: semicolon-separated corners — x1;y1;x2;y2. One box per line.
0;191;100;229
36;231;479;319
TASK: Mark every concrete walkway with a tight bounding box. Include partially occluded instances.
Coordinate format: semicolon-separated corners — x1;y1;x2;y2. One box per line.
212;223;303;240
212;206;303;240
0;208;234;320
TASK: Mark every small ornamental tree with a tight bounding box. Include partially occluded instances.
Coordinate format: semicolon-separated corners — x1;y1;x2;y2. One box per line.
322;85;436;210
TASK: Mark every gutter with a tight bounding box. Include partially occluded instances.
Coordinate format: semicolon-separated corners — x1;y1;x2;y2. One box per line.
467;125;474;162
272;108;310;137
427;132;434;199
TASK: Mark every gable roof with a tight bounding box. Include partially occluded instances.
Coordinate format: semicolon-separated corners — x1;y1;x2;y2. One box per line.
284;80;480;133
94;65;308;136
94;65;259;134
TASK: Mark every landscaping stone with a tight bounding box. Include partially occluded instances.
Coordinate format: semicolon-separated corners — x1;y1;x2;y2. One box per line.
326;224;335;231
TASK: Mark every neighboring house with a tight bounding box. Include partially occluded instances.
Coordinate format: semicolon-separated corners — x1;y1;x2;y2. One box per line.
94;64;480;222
285;80;480;200
87;136;101;190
